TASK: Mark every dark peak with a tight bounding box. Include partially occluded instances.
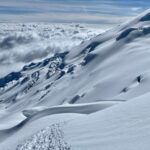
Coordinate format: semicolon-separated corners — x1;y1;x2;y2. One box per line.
22;51;68;71
140;10;150;22
0;72;22;88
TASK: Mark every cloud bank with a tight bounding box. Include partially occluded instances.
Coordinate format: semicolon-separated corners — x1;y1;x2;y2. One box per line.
0;23;102;77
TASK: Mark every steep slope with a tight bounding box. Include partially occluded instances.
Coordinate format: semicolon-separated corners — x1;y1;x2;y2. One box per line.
0;9;150;150
1;8;150;110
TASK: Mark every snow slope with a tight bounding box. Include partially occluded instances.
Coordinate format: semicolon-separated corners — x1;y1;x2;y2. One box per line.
65;92;150;150
0;9;150;150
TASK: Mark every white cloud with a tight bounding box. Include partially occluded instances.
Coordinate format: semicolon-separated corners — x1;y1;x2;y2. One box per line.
0;23;102;77
131;7;142;12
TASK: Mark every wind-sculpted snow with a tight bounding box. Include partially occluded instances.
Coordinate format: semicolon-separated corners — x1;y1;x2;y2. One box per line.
16;123;70;150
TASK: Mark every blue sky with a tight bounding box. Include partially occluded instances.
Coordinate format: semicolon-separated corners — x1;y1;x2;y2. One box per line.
0;0;149;25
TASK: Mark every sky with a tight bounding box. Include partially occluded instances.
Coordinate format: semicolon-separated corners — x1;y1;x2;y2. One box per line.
0;0;149;26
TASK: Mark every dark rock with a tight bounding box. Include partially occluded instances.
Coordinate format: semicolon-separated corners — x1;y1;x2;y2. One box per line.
81;42;100;54
81;54;97;66
69;95;80;104
116;28;136;41
140;13;150;21
0;72;22;88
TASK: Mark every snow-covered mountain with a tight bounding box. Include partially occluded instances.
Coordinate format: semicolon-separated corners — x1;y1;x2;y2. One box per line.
0;23;101;77
0;9;150;150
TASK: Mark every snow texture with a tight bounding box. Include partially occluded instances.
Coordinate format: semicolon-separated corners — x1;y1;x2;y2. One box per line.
16;123;70;150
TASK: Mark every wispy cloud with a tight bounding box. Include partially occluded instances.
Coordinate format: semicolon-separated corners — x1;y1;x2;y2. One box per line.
0;0;149;25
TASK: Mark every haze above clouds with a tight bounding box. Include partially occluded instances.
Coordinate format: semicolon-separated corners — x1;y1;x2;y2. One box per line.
0;0;149;26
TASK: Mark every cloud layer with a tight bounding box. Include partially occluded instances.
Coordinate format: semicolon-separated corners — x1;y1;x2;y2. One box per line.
0;23;102;77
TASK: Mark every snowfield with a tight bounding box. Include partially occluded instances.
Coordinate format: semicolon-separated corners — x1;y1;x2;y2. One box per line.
0;9;150;150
